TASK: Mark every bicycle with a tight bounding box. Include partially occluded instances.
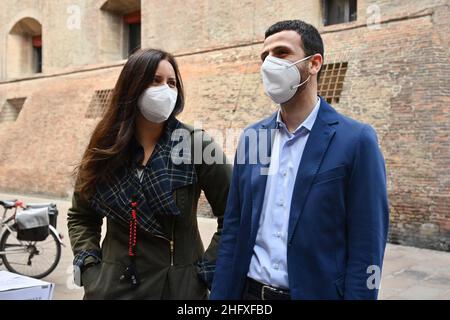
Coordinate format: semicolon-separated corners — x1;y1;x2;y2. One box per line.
0;199;64;279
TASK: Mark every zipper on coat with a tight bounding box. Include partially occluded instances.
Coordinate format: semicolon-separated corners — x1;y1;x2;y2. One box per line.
170;216;175;266
151;217;175;266
169;240;174;266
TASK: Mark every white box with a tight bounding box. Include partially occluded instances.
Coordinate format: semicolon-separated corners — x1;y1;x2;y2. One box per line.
0;271;54;300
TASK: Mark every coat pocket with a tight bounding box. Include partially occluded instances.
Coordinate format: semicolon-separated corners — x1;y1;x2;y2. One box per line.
313;165;347;186
82;263;102;298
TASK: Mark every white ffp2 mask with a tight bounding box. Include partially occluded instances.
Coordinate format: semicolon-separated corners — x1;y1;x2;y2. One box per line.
137;84;178;123
261;55;312;104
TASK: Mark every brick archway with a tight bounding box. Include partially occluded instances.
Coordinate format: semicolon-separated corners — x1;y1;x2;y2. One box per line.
7;17;42;78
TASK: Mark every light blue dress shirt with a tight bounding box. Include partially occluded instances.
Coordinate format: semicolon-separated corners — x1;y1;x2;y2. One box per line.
247;97;321;289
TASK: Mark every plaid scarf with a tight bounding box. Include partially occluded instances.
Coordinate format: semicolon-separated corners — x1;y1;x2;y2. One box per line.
89;116;196;237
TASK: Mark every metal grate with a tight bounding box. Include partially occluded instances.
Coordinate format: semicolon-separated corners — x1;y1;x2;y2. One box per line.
0;97;26;124
85;89;113;119
318;62;348;104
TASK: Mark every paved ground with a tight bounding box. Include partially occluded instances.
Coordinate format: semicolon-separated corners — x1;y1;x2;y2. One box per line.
1;192;449;300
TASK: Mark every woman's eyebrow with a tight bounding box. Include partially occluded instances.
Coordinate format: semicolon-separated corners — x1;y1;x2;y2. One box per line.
154;74;176;80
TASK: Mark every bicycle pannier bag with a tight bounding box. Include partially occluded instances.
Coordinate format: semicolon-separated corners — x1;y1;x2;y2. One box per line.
48;204;58;228
15;208;50;241
25;203;58;228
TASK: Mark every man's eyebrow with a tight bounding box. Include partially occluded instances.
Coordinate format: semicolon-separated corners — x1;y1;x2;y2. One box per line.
272;45;293;52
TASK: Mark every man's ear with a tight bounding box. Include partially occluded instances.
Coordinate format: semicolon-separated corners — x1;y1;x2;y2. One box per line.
309;54;323;77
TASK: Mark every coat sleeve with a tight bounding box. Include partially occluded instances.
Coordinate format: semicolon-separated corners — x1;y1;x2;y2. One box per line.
194;130;232;289
344;125;389;299
209;150;242;300
67;190;104;267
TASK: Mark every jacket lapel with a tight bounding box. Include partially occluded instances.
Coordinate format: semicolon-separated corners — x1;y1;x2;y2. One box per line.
287;99;339;243
250;112;277;239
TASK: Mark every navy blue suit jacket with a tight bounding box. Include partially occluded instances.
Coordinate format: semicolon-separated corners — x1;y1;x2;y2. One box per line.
210;98;389;300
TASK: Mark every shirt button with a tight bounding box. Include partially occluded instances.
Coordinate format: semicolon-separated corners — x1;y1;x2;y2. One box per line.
278;199;284;207
276;232;282;238
273;263;279;270
282;170;287;177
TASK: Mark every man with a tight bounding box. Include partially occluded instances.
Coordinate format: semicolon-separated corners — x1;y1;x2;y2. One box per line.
210;20;389;300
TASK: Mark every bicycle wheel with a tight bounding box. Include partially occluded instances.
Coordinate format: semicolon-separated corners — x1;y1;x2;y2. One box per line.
0;227;61;279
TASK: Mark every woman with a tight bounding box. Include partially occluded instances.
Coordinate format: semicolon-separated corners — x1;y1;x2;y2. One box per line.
68;48;232;299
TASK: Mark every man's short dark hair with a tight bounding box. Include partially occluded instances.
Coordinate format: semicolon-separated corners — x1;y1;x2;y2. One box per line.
265;20;324;81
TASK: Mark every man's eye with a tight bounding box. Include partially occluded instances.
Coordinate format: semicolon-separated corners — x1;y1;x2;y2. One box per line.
274;48;289;55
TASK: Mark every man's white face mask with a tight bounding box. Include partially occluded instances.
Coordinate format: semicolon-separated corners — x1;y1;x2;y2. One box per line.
260;55;312;104
137;84;178;123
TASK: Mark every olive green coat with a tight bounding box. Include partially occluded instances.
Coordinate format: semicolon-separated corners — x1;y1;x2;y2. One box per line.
67;127;232;300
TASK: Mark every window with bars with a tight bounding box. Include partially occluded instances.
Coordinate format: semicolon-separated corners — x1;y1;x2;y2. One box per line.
85;89;113;119
318;62;348;104
0;97;26;124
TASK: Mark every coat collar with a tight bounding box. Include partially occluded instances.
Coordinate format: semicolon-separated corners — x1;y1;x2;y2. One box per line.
260;96;339;129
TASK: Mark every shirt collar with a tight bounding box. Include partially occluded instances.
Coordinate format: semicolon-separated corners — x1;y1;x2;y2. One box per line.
131;137;145;169
276;96;321;135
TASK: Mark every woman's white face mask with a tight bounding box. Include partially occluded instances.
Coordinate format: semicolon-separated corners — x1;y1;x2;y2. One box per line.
260;55;312;104
137;84;178;123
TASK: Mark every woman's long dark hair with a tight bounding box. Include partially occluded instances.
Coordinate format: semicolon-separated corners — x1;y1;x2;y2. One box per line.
73;48;185;201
